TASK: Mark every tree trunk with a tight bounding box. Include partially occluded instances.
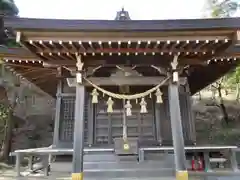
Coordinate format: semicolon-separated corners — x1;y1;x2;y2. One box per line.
0;109;13;162
0;86;18;162
224;89;228;96
198;92;202;100
211;85;216;101
217;85;229;124
236;83;240;101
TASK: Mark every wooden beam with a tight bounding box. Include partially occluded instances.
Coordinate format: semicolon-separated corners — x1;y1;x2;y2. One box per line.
233;30;240;45
3;56;41;63
66;76;187;87
42;57;207;68
23;31;230;43
36;48;212;54
16;31;21;43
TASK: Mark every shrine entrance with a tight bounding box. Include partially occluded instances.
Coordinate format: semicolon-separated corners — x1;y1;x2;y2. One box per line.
94;97;156;145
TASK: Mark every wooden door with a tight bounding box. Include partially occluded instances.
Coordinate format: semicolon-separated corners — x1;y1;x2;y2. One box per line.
94;97;156;145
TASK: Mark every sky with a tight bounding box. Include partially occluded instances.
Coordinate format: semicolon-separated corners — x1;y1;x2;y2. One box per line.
14;0;207;20
14;0;240;20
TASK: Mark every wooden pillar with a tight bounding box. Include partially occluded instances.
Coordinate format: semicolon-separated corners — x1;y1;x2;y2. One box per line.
185;84;197;145
87;97;94;146
168;82;188;180
154;102;162;145
53;67;62;147
169;56;188;180
108;114;112;144
72;55;85;180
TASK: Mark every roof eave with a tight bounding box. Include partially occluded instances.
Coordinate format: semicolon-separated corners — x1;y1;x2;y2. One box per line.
3;17;240;32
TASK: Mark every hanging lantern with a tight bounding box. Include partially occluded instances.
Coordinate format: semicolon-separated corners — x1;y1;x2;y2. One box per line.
107;97;114;113
140;97;147;113
91;88;99;104
125;100;132;116
155;88;163;104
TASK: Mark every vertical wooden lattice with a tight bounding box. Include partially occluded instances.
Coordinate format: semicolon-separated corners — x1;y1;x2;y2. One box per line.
59;94;89;144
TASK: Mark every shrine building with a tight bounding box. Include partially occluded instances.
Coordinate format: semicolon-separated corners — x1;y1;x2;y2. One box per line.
1;8;240;180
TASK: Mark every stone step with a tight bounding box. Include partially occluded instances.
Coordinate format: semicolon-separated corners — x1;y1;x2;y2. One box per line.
50;161;176;178
51;161;175;172
84;161;174;169
51;162;175;178
83;168;175;179
55;152;174;162
51;152;176;178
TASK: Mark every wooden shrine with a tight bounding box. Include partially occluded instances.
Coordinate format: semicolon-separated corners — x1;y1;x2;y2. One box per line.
1;9;240;180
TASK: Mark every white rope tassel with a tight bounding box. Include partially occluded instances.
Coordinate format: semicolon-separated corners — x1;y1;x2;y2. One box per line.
140;97;147;113
125;100;132;116
155;88;163;104
91;88;99;104
107;97;114;113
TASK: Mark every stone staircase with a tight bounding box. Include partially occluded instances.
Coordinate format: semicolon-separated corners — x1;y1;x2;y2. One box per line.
51;151;176;179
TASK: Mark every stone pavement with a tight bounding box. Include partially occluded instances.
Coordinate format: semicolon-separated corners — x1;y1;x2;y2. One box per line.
0;168;177;180
1;167;240;180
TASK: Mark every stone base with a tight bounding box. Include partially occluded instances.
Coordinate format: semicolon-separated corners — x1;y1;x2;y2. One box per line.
176;171;188;180
72;173;83;180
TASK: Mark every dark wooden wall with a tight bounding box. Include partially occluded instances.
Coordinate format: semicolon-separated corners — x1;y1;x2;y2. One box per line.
157;86;196;145
57;82;196;148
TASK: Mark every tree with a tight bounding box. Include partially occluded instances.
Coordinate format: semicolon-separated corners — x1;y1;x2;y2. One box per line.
226;67;240;101
0;76;20;162
0;0;19;16
0;0;19;162
203;0;239;124
210;78;230;124
205;0;239;18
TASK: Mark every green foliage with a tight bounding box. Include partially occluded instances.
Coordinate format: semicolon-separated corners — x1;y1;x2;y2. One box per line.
0;0;20;48
0;103;9;120
206;0;239;17
0;103;9;136
204;0;240;91
6;39;21;48
0;0;18;16
225;67;240;87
